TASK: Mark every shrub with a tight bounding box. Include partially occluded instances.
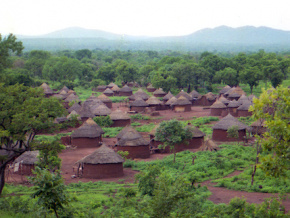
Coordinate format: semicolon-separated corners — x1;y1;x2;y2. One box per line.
93;116;113;127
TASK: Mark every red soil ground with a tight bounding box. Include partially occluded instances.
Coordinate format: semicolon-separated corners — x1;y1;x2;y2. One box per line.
5;103;289;212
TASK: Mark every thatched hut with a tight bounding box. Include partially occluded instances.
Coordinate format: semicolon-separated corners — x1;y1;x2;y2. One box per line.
190;90;202;106
146;96;162;110
68;102;81;113
212;114;249;142
237;94;249;105
63;93;81;109
67;110;81;121
78;102;94;120
219;85;231;96
129;97;149;112
58;86;70;94
111;85;120;96
110;109;131;127
40;83;54;97
201;92;217;106
210;100;227;116
227;100;240;117
227;87;246;101
14;151;39;175
97;85;107;92
129;89;150;101
103;88;114;97
185;126;206;149
165;97;177;110
224;87;236;98
250;119;267;135
153;88;167;97
146;84;156;92
172;96;192;112
107;82;117;89
219;96;230;106
76;144;124;179
71;118;104;148
116;128;150;159
237;100;253;117
176;90;193;102
97;93;113;108
163;91;174;102
119;85;133;96
92;104;111;116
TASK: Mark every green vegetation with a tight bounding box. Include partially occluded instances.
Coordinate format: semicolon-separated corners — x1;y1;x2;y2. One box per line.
93;116;113;127
102;127;123;138
135;123;156;132
130;113;151;120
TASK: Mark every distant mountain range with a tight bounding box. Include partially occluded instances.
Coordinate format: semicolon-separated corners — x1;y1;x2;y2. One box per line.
16;26;290;52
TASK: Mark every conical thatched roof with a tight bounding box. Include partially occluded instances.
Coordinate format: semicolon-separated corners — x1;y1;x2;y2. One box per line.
185;126;206;138
165;96;177;105
14;151;39;165
107;82;117;88
59;90;68;96
212;114;249;130
224;87;236;96
227;100;240;108
228;87;246;98
176;90;192;101
97;85;107;90
87;94;98;101
77;144;124;164
237;94;249;105
78;102;94;118
92;104;111;116
210;100;227;109
134;89;150;100
147;84;154;89
71;118;104;138
199;139;219;151
59;86;70;93
248;94;257;101
40;83;53;95
103;88;114;95
64;93;80;103
219;85;231;94
117;129;150;146
84;98;105;108
237;100;253;111
111;85;120;91
219;96;230;105
163;91;174;101
97;94;112;103
146;96;162;105
204;92;216;101
110;109;130;120
68;102;81;113
153;88;166;95
67;110;81;120
119;85;132;93
130;97;149;107
190;90;202;99
172;96;191;106
53;93;67;100
116;126;137;140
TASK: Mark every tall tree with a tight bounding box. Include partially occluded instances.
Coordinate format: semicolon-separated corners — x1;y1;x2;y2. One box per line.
239;66;262;93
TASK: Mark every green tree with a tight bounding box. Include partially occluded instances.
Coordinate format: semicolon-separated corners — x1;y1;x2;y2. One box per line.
0;83;65;195
249;86;290;177
155;120;192;162
24;50;51;78
214;67;238;87
75;49;92;60
240;66;262;93
97;63;115;83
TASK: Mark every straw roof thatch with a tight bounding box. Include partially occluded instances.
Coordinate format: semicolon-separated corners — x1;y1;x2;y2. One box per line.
111;85;120;91
153;88;166;95
97;85;107;90
163;91;174;101
176;90;192;101
228;87;246;98
237;100;253;111
147;84;155;89
210;100;227;109
71;118;104;138
78;102;94;118
212;114;249;130
146;96;162;105
92;104;111;116
14;151;39;165
107;82;117;88
172;96;192;106
219;96;230;105
53;93;67;100
67;110;81;120
185;126;206;138
119;85;132;93
64;93;80;103
199;139;219;151
204;92;217;101
134;89;150;99
87;94;98;101
130;97;149;107
165;97;177;106
224;87;236;96
68;102;81;113
110;109;130;120
227;100;240;108
117;129;150;146
116;126;137;140
97;93;112;103
40;83;53;95
219;85;231;94
76;144;124;164
190;90;202;99
59;86;70;93
237;94;249;105
103;88;114;95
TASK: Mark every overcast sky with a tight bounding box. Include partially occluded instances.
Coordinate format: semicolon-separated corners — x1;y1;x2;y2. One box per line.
1;0;289;37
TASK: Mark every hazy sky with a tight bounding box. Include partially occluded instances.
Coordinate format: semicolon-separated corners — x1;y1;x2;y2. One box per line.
1;0;289;36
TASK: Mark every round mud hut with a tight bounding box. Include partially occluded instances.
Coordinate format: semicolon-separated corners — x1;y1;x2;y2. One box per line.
103;88;114;97
237;101;253;117
76;144;124;179
219;85;231;96
146;84;156;92
92;104;111;116
163;91;174;102
165;96;177;110
227;87;246;101
146;96;162;110
71;118;104;148
185;126;206;149
96;85;107;92
116;128;150;159
111;85;120;96
227;100;240;117
212;114;249;142
63;93;81;109
68;102;81;113
97;94;113;108
109;109;131;127
119;85;133;96
129;97;149;112
250;119;267;135
210;100;227;116
40;83;54;97
190;90;202;106
153;88;167;97
13;151;39;175
172;96;192;112
202;92;217;106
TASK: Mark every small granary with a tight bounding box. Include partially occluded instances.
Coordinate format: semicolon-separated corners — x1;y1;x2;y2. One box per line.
153;88;167;97
146;96;162;110
237;100;253;117
227;87;246;101
172;96;192;112
68;102;82;113
146;84;156;92
63;93;81;109
97;94;113;108
165;96;177;110
40;83;54;97
116;127;150;159
219;85;231;96
250;119;267;135
212;114;249;142
227;100;240;117
201;92;217;106
76;144;124;179
96;85;107;92
163;91;174;102
14;151;39;175
190;90;203;106
92;104;111;116
71;118;104;148
210;100;227;116
110;109;131;127
176;90;193;102
111;85;120;96
103;88;114;97
129;97;149;112
119;85;133;96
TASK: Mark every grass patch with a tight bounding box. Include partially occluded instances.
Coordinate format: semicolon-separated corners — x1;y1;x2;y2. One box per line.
135;123;156;132
102;127;123;138
130;114;151;120
131;122;141;126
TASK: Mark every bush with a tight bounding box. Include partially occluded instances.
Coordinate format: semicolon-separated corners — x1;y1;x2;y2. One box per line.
130;114;150;120
93;116;113;127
